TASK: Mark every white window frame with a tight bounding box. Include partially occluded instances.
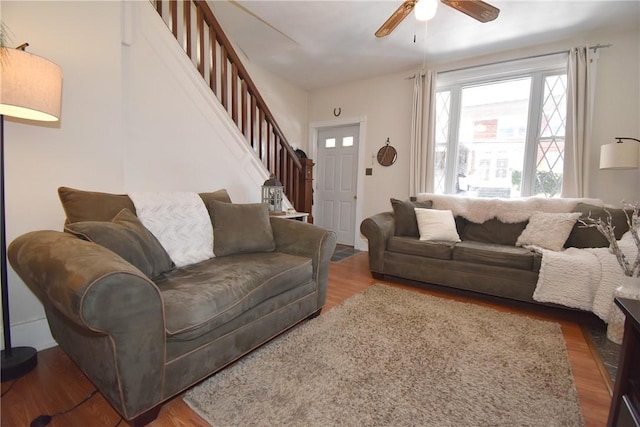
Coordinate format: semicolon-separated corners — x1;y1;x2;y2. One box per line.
435;54;568;197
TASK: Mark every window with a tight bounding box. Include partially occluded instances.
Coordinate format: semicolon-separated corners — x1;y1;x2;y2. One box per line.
325;138;336;148
434;60;567;199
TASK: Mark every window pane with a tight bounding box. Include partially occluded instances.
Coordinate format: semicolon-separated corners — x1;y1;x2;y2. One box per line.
534;74;567;198
325;138;336;148
434;91;451;194
342;136;353;147
457;78;531;198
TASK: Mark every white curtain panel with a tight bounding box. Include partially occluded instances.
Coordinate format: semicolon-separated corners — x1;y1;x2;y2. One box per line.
563;46;597;198
410;70;437;196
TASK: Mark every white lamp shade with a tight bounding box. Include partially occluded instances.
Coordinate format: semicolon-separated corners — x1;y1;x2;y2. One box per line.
600;142;640;169
0;48;62;122
415;0;438;21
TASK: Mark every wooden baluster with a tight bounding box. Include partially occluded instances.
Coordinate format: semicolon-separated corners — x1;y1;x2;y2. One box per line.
184;1;192;58
231;65;238;125
170;0;178;38
220;46;228;110
241;81;248;141
250;96;257;152
209;29;217;97
196;4;205;77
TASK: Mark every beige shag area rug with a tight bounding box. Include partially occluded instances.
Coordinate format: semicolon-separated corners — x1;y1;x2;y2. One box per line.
184;284;584;427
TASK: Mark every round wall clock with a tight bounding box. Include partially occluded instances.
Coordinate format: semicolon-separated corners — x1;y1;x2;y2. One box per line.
377;140;397;166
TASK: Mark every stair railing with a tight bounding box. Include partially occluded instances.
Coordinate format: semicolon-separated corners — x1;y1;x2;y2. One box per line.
151;0;313;221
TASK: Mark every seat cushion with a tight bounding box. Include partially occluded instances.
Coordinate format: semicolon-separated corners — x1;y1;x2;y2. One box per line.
157;251;313;338
453;241;535;271
387;236;454;260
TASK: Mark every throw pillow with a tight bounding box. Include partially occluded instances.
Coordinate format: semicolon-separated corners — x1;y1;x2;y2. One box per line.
64;208;174;279
391;198;434;237
516;212;581;251
415;208;461;242
209;201;276;256
461;218;529;246
565;203;632;248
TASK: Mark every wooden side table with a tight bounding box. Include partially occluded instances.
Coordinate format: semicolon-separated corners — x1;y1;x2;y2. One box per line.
607;297;640;427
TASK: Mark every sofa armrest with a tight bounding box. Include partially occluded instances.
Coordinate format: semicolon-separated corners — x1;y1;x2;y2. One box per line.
270;218;337;308
360;211;395;274
8;230;165;419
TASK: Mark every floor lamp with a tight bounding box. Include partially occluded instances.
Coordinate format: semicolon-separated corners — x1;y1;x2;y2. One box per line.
0;45;62;381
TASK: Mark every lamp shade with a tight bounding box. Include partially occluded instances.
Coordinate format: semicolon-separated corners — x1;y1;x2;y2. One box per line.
600;142;640;169
0;48;62;122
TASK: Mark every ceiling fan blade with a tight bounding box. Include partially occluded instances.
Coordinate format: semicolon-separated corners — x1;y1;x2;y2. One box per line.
375;0;417;38
440;0;499;23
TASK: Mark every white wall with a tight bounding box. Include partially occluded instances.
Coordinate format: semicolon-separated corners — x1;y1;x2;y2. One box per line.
308;71;415;240
308;26;640;228
1;1;272;350
243;62;310;153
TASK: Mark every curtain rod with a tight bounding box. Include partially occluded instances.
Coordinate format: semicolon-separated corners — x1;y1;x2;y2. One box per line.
409;44;612;78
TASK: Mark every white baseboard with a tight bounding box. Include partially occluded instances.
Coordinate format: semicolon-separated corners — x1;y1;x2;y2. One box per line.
0;317;57;352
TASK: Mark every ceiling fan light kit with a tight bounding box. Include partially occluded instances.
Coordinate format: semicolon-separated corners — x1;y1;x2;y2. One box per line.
376;0;500;38
414;0;438;21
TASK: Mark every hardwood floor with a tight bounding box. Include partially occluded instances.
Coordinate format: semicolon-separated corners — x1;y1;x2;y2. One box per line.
1;252;611;426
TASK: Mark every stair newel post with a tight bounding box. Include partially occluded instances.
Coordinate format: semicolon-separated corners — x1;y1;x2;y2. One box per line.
299;158;314;223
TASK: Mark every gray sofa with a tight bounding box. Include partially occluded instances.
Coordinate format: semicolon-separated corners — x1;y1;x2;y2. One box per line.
360;197;630;305
8;187;336;426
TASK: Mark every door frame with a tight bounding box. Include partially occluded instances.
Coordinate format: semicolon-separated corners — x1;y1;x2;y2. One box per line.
309;116;368;251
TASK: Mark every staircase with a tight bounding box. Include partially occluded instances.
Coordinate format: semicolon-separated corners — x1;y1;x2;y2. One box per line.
151;0;313;221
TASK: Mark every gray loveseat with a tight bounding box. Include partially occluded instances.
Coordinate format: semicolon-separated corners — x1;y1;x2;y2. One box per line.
360;196;630;306
8;187;336;426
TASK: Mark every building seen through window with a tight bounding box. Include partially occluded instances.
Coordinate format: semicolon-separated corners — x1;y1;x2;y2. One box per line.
435;71;567;198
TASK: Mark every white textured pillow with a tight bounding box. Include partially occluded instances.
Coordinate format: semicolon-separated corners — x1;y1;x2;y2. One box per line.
516;211;581;251
415;208;461;242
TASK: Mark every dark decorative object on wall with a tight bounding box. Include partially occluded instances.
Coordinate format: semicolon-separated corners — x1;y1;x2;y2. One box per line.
377;137;397;166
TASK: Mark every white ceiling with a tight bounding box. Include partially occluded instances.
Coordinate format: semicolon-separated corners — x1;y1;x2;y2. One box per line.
209;0;640;90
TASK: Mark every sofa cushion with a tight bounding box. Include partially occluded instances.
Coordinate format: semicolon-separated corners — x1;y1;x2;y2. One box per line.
209;201;276;256
565;203;631;248
387;236;454;260
157;251;313;338
58;186;231;224
415;208;461;242
453;241;535;271
461;218;529;246
59;186;136;223
390;198;433;237
516;211;581;251
64;208;174;279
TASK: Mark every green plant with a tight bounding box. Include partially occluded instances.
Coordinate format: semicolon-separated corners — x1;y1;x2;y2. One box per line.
510;170;562;197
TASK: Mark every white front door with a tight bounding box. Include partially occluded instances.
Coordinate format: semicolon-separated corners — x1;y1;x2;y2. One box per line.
316;125;359;245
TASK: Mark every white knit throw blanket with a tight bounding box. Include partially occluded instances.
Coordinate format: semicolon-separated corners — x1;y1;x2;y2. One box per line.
129;192;214;267
415;193;603;223
533;232;637;323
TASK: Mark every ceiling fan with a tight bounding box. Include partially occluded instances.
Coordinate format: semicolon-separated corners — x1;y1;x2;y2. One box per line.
375;0;500;38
